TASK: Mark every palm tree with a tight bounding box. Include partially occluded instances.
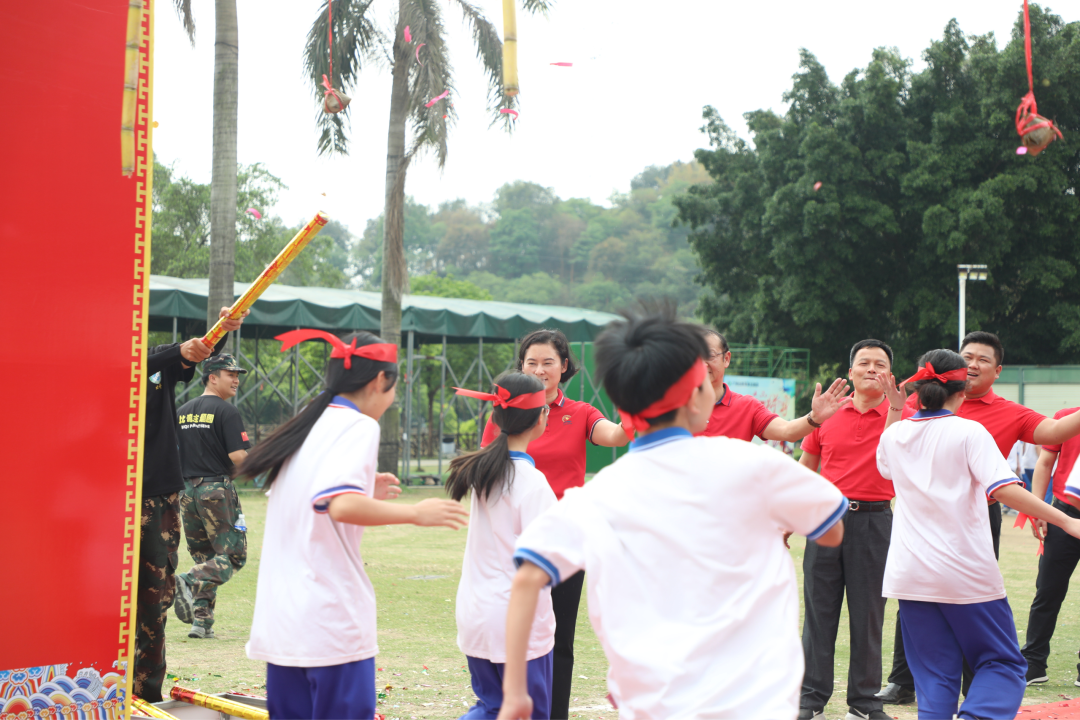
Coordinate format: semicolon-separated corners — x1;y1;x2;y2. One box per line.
170;0;240;347
303;0;550;472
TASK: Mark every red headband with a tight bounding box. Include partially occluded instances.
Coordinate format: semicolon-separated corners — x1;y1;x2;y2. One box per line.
903;361;968;386
275;329;398;368
454;385;548;410
618;359;707;437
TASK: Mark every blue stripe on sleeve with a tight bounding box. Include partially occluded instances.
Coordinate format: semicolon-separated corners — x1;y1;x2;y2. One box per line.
987;478;1023;496
807;496;849;542
513;548;562;587
1064;486;1080;500
311;484;366;513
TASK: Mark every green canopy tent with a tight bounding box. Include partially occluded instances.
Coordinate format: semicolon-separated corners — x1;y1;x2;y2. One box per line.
150;275;623;479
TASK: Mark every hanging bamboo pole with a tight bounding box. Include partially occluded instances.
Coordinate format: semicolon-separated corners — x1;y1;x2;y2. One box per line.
121;0;144;175
501;0;518;97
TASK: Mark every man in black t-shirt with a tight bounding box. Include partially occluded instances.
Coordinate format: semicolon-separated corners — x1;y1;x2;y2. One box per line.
134;307;245;701
172;353;250;639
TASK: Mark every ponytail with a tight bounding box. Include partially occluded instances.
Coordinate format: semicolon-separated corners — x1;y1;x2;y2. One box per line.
445;373;545;502
236;331;398;488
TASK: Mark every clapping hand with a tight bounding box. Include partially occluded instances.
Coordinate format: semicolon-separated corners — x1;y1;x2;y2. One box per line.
374;472;402;501
810;378;852;423
874;372;908;411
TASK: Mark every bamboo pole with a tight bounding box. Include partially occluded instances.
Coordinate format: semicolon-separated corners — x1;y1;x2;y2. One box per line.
169;687;268;720
501;0;518;96
202;211;330;347
121;0;144;175
129;697;180;720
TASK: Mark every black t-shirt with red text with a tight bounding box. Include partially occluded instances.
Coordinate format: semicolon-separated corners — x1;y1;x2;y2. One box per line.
176;394;250;479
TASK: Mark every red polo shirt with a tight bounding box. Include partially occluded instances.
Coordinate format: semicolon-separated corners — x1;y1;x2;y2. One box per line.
1043;407;1079;504
480;388;606;500
902;390;1044;458
801;398;893;501
697;383;779;442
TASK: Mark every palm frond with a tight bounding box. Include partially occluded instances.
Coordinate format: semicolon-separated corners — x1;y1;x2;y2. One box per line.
449;0;518;131
520;0;555;13
403;0;454;167
172;0;195;45
303;0;386;155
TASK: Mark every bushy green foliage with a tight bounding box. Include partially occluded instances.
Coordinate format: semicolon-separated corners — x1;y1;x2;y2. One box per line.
677;8;1080;372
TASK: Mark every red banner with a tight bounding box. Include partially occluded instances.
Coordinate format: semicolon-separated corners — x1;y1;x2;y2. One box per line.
0;1;153;718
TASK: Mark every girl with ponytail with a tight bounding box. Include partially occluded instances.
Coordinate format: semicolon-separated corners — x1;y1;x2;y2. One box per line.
447;372;556;719
241;330;468;720
876;349;1080;719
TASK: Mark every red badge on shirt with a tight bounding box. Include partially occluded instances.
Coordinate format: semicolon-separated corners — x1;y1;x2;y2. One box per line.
241;431;249;442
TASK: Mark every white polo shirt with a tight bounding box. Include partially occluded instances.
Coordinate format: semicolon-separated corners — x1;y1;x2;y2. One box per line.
456;451;557;662
877;409;1022;604
247;396;380;666
514;427;847;720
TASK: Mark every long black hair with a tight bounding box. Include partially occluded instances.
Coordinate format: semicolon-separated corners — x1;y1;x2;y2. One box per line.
235;331;398;487
913;349;966;412
445;372;546;502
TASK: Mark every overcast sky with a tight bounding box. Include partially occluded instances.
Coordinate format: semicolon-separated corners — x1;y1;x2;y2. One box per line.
152;0;1063;235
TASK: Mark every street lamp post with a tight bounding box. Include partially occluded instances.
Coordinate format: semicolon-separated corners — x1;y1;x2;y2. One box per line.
957;264;988;350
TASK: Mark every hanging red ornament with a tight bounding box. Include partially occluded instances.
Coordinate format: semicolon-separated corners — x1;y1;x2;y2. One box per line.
1014;0;1062;156
321;0;352;115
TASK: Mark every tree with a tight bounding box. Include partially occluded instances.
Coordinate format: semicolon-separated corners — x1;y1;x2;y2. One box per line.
676;8;1080;372
169;0;240;347
302;0;552;471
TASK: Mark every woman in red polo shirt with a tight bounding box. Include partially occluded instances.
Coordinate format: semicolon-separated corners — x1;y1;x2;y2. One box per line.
480;328;630;719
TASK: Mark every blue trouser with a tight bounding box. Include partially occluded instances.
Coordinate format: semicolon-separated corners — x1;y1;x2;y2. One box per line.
898;598;1026;720
460;652;553;720
267;658;375;719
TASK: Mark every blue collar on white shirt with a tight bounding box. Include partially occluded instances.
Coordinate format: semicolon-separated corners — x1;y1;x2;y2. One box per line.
509;450;536;466
628;426;693;453
911;408;953;420
329;395;361;413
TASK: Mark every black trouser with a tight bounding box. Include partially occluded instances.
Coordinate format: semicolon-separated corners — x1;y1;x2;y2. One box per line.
888;502;1003;691
550;570;585;720
801;504;891;714
1022;499;1080;675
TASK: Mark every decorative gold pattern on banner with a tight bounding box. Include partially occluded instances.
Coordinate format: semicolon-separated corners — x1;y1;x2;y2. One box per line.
120;0;154;714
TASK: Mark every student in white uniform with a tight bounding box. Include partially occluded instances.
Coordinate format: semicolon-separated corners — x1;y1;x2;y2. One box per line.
494;310;849;720
876;349;1080;720
448;373;558;719
237;329;469;720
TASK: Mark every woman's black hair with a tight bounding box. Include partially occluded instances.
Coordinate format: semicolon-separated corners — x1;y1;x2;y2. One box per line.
445;372;546;502
518;329;578;384
913;349;967;412
235;331;398;487
593;309;709;427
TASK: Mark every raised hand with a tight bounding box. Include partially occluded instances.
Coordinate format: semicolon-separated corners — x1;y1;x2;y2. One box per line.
874;372;908;412
374;472;402;501
810;378;852;423
219;306;250;333
413;498;469;529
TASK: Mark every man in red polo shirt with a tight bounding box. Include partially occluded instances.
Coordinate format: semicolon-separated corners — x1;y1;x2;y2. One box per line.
699;329;851;442
1021;407;1080;685
879;331;1080;702
798;339;895;720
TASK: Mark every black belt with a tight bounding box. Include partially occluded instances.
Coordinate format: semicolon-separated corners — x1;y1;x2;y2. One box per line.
848;500;890;512
187;475;230;486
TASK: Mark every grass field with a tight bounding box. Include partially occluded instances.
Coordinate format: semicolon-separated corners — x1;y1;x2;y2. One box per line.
165;487;1080;719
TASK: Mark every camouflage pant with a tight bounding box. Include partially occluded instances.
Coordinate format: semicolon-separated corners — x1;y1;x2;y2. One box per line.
133;492;180;702
179;479;247;630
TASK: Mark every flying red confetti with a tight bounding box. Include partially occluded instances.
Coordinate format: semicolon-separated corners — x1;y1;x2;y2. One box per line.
500;109;519;119
425;90;449;108
813;182;822;191
549;62;573;67
1017;146;1029;155
245;208;262;219
416;43;425;65
404;26;411;43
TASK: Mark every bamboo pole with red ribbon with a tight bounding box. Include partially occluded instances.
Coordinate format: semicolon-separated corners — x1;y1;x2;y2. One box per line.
1015;0;1063;156
169;687;269;720
201;211;330;348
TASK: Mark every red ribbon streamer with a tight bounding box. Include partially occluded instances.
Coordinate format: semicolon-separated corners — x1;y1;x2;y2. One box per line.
1014;512;1032;530
618;359;707;436
320;1;347;112
454;385;547;410
276;329;397;368
903;361;968;386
